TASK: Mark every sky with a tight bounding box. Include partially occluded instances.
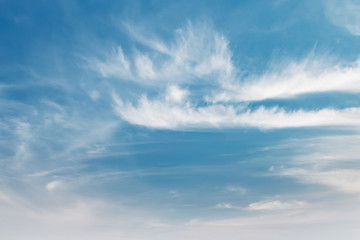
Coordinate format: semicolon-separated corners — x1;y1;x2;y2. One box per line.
1;0;360;239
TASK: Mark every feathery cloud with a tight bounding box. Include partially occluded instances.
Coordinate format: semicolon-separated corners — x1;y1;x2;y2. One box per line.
113;89;360;130
247;200;307;211
325;0;360;36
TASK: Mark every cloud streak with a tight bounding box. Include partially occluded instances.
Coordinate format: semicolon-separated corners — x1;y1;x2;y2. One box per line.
279;168;360;195
113;89;360;130
247;200;308;211
268;133;360;196
211;58;360;102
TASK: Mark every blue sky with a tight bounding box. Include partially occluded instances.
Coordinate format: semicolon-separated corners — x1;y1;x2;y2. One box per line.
1;0;360;239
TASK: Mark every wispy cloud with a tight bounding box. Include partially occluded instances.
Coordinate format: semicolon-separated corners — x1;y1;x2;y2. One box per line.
225;185;247;195
325;0;360;36
86;21;360;131
211;57;360;102
90;21;234;85
268;133;360;195
46;181;62;191
279;168;360;195
291;134;360;164
92;46;132;79
215;199;308;211
214;203;241;209
113;89;360;129
247;200;308;211
3;7;360;239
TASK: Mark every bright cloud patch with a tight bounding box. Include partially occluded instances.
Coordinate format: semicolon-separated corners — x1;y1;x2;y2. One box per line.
89;22;360;130
113;91;360;129
46;181;62;191
211;58;360;102
247;200;307;211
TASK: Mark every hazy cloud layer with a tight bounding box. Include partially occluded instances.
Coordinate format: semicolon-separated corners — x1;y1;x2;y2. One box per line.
325;0;360;35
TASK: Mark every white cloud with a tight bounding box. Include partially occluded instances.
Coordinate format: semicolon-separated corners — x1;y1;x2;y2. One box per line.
210;58;360;102
325;0;360;35
28;167;78;177
247;200;307;211
0;94;119;180
268;133;360;195
92;21;360;105
280;168;360;195
2;119;34;169
89;90;100;101
214;203;241;209
88;21;360;131
165;85;189;103
93;46;132;79
289;134;360;165
134;53;156;79
113;90;360;129
226;185;247;194
46;181;62;191
92;21;234;85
